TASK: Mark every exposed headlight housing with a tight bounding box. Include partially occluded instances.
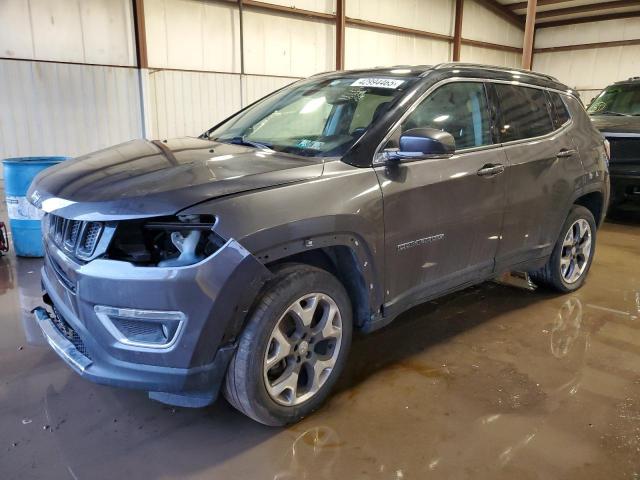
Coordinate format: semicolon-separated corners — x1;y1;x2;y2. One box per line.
107;214;226;267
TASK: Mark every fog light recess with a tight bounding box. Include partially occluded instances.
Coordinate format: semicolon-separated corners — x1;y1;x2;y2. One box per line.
94;306;186;349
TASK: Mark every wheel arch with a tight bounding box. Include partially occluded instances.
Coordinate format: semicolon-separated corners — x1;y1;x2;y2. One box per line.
573;189;605;227
256;234;380;329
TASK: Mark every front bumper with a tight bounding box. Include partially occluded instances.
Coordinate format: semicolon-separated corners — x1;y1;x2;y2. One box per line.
36;237;271;405
610;167;640;203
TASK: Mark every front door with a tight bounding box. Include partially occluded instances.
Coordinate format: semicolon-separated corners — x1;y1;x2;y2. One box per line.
375;81;507;314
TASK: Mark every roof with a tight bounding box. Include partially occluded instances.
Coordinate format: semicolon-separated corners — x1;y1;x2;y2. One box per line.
314;63;574;94
613;77;640;85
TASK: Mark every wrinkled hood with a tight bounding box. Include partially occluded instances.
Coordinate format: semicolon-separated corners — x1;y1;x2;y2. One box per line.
590;115;640;136
28;138;324;220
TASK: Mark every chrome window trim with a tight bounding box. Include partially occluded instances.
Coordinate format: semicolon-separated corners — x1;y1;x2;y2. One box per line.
373;77;575;165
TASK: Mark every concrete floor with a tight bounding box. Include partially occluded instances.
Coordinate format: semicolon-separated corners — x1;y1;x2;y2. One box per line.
1;200;639;480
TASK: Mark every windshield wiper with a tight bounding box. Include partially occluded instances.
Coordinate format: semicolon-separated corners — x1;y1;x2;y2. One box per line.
220;136;272;150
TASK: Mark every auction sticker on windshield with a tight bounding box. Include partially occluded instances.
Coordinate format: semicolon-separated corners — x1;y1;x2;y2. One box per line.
351;78;405;89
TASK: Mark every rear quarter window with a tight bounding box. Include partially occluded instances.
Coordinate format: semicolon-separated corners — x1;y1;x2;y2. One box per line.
495;84;554;142
550;91;571;129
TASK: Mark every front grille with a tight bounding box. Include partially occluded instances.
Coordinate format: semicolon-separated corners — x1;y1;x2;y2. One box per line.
46;214;104;261
51;307;92;360
607;137;640;162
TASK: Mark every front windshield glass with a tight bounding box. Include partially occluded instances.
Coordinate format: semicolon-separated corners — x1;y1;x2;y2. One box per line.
587;84;640;116
206;76;417;157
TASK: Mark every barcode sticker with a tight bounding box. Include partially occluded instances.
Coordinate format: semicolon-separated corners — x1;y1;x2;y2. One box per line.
351;78;405;89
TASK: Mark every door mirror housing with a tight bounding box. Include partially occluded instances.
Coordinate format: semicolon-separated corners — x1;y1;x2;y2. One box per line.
384;128;456;162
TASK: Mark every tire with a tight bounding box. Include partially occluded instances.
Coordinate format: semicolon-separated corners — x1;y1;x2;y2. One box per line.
530;205;597;293
223;264;353;426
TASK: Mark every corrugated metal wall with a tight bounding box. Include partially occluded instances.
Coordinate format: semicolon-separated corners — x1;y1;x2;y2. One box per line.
533;18;640;105
0;0;140;178
0;60;142;176
460;0;523;69
0;0;532;181
0;0;136;66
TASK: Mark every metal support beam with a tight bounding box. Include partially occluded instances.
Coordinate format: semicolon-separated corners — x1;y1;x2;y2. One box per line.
536;0;640;19
537;10;640;28
453;0;464;61
132;0;148;68
239;0;245;74
522;0;537;70
336;0;345;70
508;0;572;11
474;0;524;28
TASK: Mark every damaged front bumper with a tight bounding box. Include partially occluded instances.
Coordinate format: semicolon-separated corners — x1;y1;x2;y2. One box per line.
35;237;271;407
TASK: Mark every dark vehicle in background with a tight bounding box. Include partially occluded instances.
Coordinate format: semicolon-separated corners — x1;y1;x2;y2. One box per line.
29;63;609;426
588;77;640;210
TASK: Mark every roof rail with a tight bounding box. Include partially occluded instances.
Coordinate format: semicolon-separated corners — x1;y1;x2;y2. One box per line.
430;63;559;82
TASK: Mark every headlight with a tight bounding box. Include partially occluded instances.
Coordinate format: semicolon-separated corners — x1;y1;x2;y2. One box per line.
107;214;225;266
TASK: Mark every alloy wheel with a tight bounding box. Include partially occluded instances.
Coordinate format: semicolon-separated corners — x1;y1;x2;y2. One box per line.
263;293;343;406
560;219;592;284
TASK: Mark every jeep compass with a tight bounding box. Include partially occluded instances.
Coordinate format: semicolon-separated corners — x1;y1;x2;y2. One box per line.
29;63;609;425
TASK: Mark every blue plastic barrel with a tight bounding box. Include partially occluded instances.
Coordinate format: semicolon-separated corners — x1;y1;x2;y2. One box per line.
3;157;67;257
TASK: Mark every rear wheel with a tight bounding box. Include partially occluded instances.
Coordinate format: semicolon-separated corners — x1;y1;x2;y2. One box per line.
530;205;596;292
223;264;352;426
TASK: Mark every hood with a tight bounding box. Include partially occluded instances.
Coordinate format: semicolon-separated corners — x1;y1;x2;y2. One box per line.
589;115;640;136
28;138;324;220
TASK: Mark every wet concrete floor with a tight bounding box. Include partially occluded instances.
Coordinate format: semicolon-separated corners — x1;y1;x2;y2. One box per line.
1;203;639;479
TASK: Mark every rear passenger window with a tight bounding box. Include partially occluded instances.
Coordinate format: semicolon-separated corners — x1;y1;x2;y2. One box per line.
401;82;492;149
549;92;571;128
495;84;554;142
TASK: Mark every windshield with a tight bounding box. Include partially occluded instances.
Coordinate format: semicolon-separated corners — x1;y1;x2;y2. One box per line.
587;84;640;116
205;76;417;157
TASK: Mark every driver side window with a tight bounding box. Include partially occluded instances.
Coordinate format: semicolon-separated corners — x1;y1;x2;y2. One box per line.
398;82;492;150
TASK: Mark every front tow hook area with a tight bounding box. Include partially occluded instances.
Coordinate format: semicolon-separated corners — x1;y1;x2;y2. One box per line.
33;306;93;372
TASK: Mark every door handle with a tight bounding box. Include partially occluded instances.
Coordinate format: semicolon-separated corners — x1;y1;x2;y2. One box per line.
477;163;505;177
556;149;577;158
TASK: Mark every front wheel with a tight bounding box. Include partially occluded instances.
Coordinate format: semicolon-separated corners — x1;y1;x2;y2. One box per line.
530;205;597;292
223;264;352;426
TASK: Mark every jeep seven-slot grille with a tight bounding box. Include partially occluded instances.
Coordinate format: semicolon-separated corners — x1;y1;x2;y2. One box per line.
46;214;104;260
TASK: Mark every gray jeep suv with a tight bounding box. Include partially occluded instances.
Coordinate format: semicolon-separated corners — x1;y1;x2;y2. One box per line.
29;63;609;425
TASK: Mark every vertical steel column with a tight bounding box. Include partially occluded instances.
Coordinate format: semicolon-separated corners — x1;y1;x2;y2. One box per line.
336;0;345;70
453;0;464;62
522;0;537;70
132;0;148;68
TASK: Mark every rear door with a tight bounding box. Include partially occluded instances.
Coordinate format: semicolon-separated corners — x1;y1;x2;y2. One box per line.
492;83;583;271
375;81;508;313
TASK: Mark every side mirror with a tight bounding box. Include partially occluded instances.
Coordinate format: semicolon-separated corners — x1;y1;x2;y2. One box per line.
384;128;455;161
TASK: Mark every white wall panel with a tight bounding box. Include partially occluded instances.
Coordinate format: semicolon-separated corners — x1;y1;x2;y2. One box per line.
0;0;135;66
244;11;335;77
463;0;523;48
242;75;299;106
0;59;142;177
533;45;640;93
265;0;335;14
345;26;451;69
0;0;34;59
460;44;520;68
346;0;455;36
536;18;640;48
145;0;240;72
148;70;242;140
